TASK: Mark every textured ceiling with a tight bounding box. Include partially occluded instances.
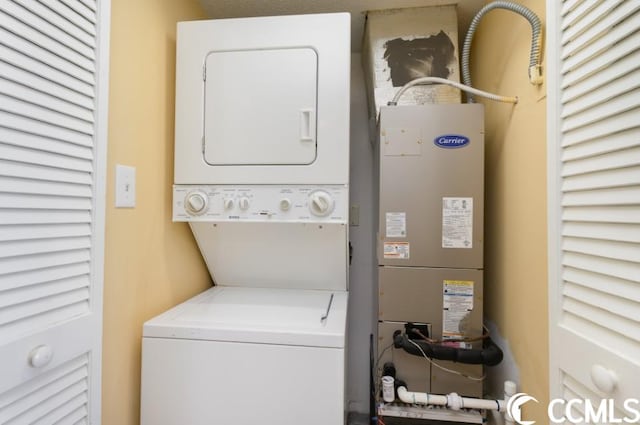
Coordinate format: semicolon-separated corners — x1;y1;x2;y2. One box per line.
196;0;484;52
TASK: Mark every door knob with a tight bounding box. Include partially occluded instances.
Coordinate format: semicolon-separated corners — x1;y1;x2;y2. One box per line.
29;345;54;368
591;364;618;394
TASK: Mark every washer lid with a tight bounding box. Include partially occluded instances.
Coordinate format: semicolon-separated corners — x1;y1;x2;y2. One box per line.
143;286;347;348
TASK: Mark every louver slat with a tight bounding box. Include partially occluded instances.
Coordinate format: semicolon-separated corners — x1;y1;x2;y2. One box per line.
564;267;640;303
0;44;94;97
562;1;639;59
561;14;638;77
0;94;93;135
38;0;96;37
561;185;639;206
0;210;92;225
562;128;640;161
563;237;640;263
562;166;640;192
0;275;90;309
0;249;91;276
0;78;94;123
0;288;90;327
0;112;92;147
0;193;91;210
12;0;95;48
560;0;581;17
560;30;637;89
0;0;94;60
0;143;93;171
0;223;91;242
562;53;639;104
562;221;640;243
562;146;640;177
563;252;639;285
0;27;94;86
0;160;92;185
0;237;91;258
561;0;601;32
564;281;640;323
561;89;640;132
561;69;640;118
0;177;92;198
0;355;89;423
78;0;96;13
0;127;93;159
0;262;91;292
561;107;638;147
31;392;89;425
0;2;94;72
59;0;96;24
0;61;94;111
562;205;640;224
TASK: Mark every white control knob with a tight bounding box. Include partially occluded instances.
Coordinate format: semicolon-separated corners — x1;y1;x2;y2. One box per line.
280;198;292;211
223;198;234;210
238;197;250;211
185;191;208;215
309;191;334;216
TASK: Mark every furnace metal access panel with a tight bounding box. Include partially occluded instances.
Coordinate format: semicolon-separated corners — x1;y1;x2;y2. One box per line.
377;104;484;269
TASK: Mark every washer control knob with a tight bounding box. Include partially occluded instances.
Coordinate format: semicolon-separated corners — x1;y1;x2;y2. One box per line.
279;198;292;211
185;191;208;215
309;191;334;217
238;197;250;211
223;198;234;210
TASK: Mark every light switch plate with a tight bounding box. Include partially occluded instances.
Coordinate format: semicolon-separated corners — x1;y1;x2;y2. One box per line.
115;164;136;208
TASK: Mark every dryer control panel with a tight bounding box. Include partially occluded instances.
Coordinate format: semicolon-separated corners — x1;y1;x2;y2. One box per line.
173;185;348;223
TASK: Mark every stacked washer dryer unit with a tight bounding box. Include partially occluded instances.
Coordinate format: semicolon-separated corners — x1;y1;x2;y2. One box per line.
140;14;350;425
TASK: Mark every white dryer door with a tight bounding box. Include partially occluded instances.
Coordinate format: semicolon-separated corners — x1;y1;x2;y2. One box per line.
203;48;318;166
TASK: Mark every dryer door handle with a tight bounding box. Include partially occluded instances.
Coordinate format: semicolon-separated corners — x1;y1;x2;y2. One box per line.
320;293;334;322
300;108;315;142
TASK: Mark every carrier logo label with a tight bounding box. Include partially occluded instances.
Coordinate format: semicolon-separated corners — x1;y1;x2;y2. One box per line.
434;134;470;148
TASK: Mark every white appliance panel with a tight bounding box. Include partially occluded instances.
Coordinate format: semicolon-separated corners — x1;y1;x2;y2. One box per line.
141;337;344;425
204;48;317;166
174;13;350;184
143;287;348;347
190;222;348;290
173;184;348;223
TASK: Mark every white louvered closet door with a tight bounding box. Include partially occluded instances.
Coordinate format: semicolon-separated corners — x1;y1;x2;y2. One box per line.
547;0;640;419
0;0;110;424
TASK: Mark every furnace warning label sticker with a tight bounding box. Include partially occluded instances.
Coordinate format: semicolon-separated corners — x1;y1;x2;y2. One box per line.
442;197;473;248
442;280;474;346
385;212;406;237
383;242;410;259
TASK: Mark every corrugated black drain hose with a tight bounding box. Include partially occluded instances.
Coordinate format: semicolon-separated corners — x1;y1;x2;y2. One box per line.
393;330;504;367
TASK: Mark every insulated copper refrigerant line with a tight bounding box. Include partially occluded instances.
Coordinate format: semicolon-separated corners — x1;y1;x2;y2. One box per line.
392;330;504;366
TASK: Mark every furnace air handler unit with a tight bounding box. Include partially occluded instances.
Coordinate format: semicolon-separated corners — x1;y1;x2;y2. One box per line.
377;104;485;399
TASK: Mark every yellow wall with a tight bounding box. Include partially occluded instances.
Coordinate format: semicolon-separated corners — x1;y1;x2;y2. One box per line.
471;0;549;421
103;1;210;424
